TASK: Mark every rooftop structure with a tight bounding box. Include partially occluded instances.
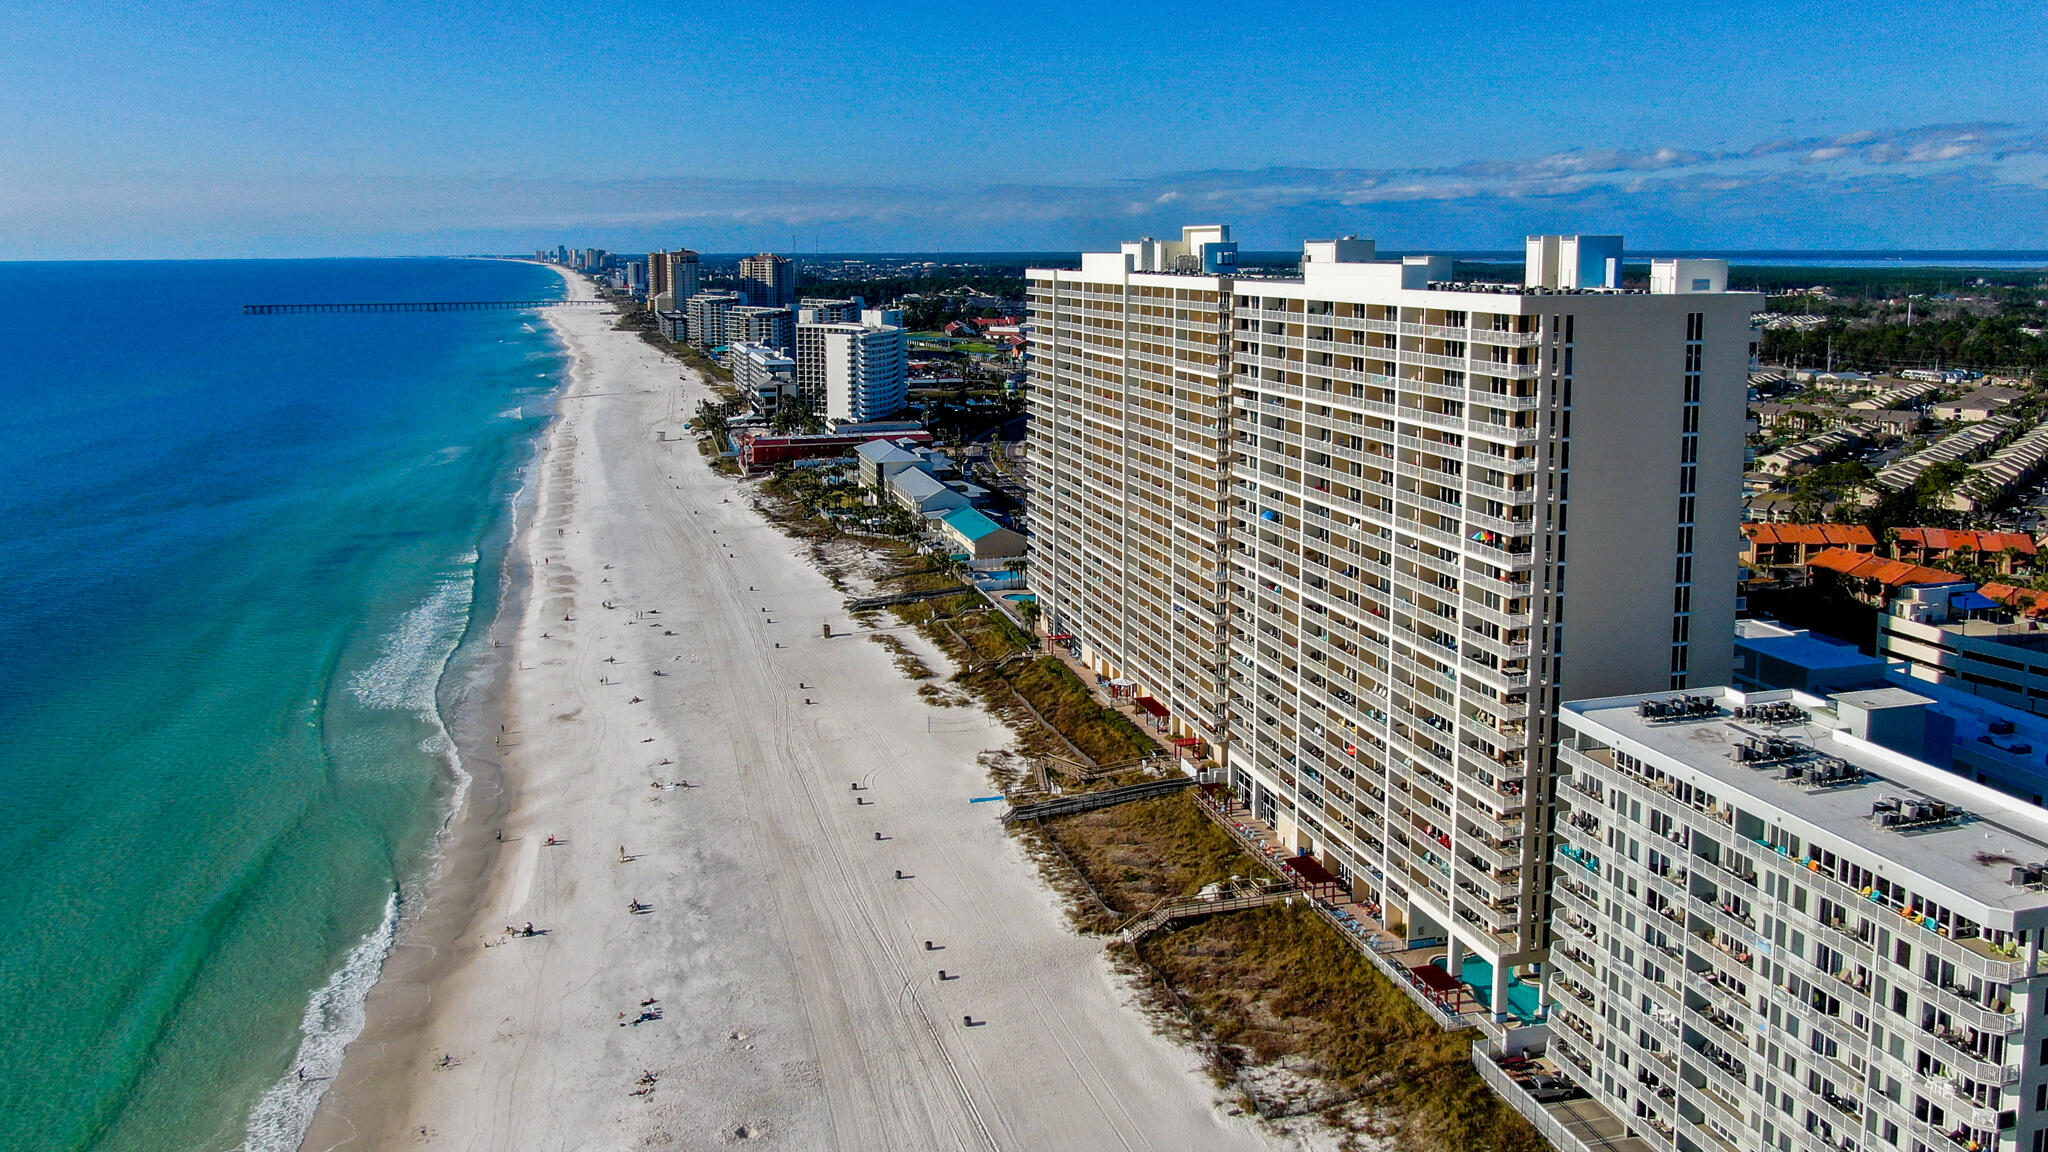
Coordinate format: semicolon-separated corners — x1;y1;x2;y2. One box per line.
1738;618;2048;805
1884;582;2048;719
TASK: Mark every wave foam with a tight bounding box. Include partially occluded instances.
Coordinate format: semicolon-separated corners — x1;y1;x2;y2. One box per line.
237;891;400;1152
347;574;473;715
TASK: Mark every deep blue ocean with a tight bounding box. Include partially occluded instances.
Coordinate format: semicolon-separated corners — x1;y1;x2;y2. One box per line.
0;258;566;1150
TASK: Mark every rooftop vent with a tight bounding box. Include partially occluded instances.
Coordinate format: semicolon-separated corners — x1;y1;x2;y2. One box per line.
1640;695;1720;722
1733;702;1807;724
2005;862;2048;887
1784;756;1863;788
1732;736;1803;764
1871;796;1964;830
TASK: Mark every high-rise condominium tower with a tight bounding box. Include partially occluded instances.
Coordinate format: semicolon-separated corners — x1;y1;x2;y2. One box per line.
1025;225;1240;746
649;248;700;311
738;253;797;309
1026;228;1758;1010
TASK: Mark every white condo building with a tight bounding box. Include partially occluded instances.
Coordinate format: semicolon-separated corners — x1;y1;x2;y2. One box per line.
686;291;741;350
727;341;796;415
1549;686;2048;1152
798;296;867;324
724;305;795;353
796;308;907;426
1027;227;1759;1014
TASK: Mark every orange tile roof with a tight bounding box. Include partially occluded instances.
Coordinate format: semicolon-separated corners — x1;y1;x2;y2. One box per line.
1979;583;2048;615
1892;528;2039;555
1806;547;1965;588
1742;523;1878;548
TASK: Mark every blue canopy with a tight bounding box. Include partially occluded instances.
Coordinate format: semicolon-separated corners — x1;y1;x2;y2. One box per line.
1952;591;2000;612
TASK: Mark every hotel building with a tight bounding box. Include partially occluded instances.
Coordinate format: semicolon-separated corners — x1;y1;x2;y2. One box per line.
796;308;908;425
1027;227;1759;1011
1549;685;2048;1152
1025;225;1240;746
724;305;795;353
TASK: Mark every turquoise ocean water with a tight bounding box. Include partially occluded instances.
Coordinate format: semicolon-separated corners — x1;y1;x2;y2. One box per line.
0;259;566;1150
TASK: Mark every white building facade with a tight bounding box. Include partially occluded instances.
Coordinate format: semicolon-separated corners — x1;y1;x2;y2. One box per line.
1025;226;1238;746
724;305;795;353
727;342;796;415
1552;686;2048;1152
797;308;907;425
1027;227;1760;1012
686;291;741;350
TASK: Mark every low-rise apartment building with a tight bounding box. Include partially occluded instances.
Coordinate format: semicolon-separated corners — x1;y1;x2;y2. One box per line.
727;341;795;415
1883;582;2048;716
1549;685;2048;1152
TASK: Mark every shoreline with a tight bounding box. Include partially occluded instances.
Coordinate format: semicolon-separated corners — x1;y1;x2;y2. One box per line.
295;263;580;1150
303;266;1277;1151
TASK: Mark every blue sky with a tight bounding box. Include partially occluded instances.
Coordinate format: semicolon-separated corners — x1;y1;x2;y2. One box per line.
3;0;2046;257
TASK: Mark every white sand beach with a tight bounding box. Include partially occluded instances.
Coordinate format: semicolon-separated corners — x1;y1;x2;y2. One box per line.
299;266;1280;1151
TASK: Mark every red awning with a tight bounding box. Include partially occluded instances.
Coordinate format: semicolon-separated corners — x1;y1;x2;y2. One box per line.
1283;854;1340;887
1412;963;1461;994
1171;736;1204;747
1135;697;1168;717
1045;633;1075;641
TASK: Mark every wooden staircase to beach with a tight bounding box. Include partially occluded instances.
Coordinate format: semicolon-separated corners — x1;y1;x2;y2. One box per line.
999;775;1194;825
1116;882;1296;943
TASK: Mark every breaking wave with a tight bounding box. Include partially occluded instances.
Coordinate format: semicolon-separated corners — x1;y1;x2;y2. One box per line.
236;891;400;1152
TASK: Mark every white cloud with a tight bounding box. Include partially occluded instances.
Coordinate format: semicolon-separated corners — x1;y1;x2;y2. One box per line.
4;122;2047;257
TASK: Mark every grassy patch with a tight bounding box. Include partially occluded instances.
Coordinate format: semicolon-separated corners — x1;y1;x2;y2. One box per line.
1140;904;1543;1152
867;632;936;679
1028;793;1259;932
1003;656;1159;765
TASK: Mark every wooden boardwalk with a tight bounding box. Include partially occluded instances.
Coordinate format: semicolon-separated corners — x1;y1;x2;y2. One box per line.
999;776;1193;825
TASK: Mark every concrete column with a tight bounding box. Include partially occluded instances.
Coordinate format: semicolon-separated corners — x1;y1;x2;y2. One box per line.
1492;963;1511;1022
1445;934;1464;974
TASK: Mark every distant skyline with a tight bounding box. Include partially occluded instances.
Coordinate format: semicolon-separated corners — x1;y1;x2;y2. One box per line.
5;1;2047;259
